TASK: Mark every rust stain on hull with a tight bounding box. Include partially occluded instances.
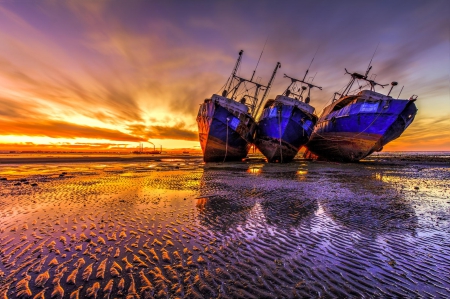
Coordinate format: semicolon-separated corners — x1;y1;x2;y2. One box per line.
201;134;250;162
255;138;299;163
305;132;382;162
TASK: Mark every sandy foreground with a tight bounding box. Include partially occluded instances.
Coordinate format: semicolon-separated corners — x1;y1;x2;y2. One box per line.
0;155;449;298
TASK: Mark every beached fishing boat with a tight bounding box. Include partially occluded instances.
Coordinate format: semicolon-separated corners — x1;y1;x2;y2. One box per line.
197;50;280;162
255;72;320;163
305;66;418;162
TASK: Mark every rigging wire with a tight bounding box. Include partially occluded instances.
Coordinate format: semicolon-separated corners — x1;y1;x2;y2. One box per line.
305;46;320;79
310;72;318;84
216;82;228;95
223;118;229;163
278;109;283;163
251;35;269;81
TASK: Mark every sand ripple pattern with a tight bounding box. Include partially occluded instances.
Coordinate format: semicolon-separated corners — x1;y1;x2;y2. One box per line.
0;159;449;298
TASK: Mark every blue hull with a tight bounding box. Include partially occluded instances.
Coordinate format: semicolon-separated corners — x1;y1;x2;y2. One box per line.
197;101;256;162
255;105;316;163
306;97;417;162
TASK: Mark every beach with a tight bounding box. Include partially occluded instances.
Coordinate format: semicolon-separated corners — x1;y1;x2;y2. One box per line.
0;153;449;298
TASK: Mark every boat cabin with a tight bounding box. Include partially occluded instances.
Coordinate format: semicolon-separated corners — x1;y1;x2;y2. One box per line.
274;95;315;115
320;89;393;119
357;90;392;101
211;94;249;114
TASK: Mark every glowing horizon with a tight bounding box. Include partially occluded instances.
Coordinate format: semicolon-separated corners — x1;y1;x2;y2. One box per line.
0;1;448;152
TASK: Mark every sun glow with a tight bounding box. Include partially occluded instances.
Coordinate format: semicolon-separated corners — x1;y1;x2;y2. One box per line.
0;135;199;151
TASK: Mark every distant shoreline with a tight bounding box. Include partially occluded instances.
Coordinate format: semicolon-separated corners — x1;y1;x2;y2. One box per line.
0;152;448;165
0;154;204;165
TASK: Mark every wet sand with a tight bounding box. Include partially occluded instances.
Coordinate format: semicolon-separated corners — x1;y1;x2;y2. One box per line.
0;155;449;298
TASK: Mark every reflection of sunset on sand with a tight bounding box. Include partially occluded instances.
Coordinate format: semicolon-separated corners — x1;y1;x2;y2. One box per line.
0;157;449;297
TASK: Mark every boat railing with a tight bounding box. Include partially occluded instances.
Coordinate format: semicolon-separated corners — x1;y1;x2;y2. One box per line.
275;95;315;115
211;94;249;114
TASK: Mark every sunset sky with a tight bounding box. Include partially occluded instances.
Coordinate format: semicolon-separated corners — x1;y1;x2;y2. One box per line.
0;0;448;152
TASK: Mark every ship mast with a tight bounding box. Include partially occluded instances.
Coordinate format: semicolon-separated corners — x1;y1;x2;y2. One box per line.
340;67;388;98
282;73;322;102
224;50;244;96
222;51;281;117
254;62;281;117
281;51;322;103
228;64;280;117
229;75;267;114
339;45;388;99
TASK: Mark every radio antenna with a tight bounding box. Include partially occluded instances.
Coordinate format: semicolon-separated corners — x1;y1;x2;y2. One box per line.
251;36;269;81
302;46;319;81
397;86;404;99
365;43;379;77
310;72;318;83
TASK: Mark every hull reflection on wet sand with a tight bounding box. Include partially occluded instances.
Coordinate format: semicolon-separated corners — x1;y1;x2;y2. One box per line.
0;156;449;298
318;167;418;235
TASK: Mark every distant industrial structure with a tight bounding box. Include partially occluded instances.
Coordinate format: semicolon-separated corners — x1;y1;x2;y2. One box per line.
132;142;162;154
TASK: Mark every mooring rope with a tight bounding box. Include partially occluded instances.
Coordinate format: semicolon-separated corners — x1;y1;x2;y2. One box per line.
223;117;230;163
278;108;283;163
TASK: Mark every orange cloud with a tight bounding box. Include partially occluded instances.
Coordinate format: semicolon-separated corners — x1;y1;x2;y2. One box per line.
127;122;197;141
0;120;146;142
384;114;450;151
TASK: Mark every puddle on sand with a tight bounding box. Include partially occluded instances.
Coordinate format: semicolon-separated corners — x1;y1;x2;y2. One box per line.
0;160;449;298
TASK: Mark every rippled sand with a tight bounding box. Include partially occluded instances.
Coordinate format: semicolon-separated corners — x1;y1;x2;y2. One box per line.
0;157;449;298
